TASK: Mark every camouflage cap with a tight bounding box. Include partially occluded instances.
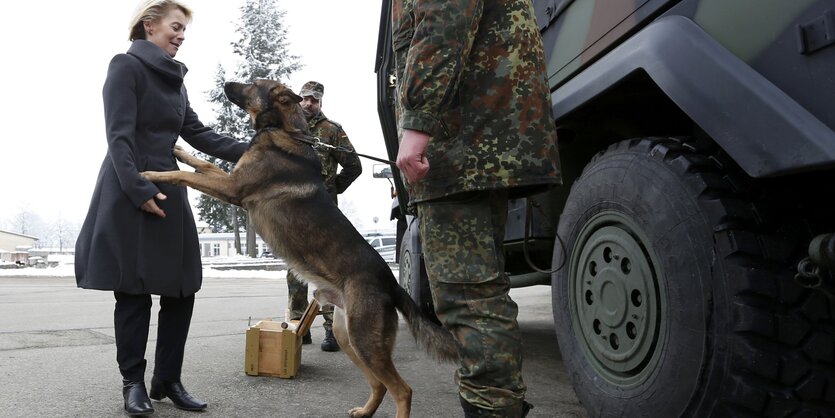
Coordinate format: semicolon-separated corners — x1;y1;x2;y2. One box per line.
299;81;324;100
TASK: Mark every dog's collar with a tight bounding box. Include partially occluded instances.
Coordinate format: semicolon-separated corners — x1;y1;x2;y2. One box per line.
254;128;323;149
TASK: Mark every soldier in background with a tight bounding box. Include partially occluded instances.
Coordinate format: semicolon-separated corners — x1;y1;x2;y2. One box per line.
393;1;561;417
286;81;362;352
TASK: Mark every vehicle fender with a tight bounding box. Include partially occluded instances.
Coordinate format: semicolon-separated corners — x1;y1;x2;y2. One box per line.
552;15;835;178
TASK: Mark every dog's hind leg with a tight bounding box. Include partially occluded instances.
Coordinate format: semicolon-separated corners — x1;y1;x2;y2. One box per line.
333;308;389;417
343;305;412;418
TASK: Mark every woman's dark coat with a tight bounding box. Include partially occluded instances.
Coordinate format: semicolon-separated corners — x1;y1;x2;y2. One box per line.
75;40;248;297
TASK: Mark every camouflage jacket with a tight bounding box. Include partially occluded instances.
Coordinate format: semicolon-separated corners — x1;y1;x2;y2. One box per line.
308;111;362;200
392;0;561;202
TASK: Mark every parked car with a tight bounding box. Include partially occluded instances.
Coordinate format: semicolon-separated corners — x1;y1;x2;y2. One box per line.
365;234;398;262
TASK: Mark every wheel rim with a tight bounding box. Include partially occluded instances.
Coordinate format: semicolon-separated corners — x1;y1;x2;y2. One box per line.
568;211;665;388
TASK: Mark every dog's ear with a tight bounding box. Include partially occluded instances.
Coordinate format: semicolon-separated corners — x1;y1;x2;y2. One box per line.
272;89;303;105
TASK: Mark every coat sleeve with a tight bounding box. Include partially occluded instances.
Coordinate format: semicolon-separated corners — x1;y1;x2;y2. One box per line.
179;88;248;163
397;0;483;134
103;54;160;208
332;127;362;194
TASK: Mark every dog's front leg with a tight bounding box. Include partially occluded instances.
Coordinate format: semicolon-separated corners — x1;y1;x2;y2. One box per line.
171;146;227;176
141;170;242;207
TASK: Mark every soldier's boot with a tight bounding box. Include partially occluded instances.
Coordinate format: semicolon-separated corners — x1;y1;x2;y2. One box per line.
320;328;340;352
460;397;533;418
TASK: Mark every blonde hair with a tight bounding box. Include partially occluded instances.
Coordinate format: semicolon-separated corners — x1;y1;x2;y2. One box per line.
128;0;193;41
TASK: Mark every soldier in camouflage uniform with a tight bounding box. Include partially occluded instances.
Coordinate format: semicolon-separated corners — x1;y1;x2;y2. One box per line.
286;81;362;352
392;1;561;417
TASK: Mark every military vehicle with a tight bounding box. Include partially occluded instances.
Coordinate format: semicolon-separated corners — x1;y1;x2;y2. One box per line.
375;0;835;416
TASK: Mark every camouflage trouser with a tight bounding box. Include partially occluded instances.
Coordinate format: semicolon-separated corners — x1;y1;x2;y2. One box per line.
286;269;334;329
417;190;526;412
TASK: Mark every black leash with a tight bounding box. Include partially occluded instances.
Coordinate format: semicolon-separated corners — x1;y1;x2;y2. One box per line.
292;133;395;165
254;107;395;165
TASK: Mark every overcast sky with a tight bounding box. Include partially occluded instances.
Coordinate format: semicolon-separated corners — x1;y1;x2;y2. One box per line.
0;1;397;234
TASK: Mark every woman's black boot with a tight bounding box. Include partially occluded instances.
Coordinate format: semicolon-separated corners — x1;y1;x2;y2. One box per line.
123;380;154;416
149;377;207;411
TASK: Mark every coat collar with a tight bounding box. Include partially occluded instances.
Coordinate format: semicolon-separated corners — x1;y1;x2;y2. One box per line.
127;40;188;84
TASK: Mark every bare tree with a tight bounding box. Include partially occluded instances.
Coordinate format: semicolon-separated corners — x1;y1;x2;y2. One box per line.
47;216;78;252
12;209;44;239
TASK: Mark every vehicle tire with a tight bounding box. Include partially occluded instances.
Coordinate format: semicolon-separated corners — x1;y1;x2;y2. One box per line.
552;138;835;417
398;218;439;323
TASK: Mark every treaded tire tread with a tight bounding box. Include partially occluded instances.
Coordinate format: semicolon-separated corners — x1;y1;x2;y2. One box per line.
554;137;835;417
398;223;439;323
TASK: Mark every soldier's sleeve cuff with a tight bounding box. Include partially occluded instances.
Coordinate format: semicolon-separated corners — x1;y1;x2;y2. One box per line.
399;110;438;135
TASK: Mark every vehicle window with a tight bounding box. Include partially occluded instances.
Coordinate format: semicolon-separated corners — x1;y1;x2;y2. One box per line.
382;238;396;246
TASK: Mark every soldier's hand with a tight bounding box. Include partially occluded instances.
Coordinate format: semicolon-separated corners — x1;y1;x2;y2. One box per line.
396;129;430;183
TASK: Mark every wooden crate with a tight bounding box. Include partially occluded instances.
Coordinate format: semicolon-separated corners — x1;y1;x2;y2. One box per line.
244;299;319;378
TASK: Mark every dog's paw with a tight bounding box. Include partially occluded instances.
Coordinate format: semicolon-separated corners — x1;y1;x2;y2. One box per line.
348;407;372;418
172;146;189;162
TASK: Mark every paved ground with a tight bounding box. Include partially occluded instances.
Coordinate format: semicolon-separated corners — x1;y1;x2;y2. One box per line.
0;273;588;417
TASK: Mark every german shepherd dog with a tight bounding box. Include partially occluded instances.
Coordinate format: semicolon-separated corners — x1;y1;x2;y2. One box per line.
141;80;458;418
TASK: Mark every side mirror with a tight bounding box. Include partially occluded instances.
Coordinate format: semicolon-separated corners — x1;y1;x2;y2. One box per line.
372;164;394;179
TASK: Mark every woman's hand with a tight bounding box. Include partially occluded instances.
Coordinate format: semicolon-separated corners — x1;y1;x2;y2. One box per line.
396;129;430;183
141;193;167;218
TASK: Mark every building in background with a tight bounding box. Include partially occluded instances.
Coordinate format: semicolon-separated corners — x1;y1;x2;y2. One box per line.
197;232;271;258
196;229;399;261
0;230;39;265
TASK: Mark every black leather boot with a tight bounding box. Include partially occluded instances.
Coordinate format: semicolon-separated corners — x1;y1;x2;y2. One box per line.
149;377;207;411
321;328;340;352
122;380;154;416
460;396;533;418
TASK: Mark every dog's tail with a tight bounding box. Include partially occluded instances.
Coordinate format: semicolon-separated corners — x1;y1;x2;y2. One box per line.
394;286;460;363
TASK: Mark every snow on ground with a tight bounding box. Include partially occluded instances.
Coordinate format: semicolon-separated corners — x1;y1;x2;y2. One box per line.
203;267;288;279
0;263;77;278
46;254;74;264
0;259;288;279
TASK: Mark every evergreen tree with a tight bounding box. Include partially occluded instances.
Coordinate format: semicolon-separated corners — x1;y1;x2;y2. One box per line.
234;0;301;257
195;65;246;235
232;0;301;82
195;0;301;257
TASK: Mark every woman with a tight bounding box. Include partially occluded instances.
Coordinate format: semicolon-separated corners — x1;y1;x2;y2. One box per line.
74;1;247;415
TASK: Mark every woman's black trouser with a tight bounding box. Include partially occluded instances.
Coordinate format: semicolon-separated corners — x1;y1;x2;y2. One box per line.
114;292;195;382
